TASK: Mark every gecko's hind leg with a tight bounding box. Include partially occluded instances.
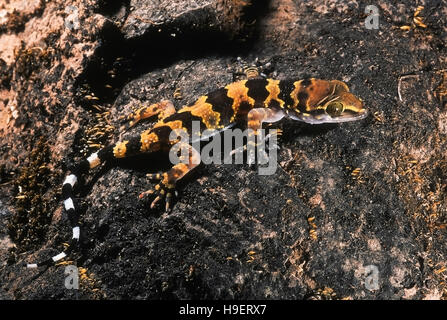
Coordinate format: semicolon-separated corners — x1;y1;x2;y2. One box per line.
119;100;175;131
139;143;201;212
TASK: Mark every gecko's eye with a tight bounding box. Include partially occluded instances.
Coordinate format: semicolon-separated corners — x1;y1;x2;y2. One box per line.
326;102;344;117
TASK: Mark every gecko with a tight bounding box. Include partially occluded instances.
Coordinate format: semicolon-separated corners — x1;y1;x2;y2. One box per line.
26;75;367;268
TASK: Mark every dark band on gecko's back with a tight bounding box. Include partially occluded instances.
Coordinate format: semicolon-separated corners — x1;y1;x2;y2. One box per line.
26;77;367;268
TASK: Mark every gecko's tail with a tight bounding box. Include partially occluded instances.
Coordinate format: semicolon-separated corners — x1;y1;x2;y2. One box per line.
26;146;115;269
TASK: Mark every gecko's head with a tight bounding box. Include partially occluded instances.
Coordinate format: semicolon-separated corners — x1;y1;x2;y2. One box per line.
292;80;368;124
317;90;367;123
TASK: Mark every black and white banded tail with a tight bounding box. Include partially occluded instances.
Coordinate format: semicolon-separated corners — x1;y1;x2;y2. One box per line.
26;146;114;268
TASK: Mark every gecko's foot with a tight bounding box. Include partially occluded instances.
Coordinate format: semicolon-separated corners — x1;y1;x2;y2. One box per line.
232;56;273;81
139;173;177;212
247;128;282;166
264;128;282;150
227;128;281;166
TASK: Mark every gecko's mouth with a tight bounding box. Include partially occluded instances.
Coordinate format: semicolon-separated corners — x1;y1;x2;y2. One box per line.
323;108;369;123
289;108;368;124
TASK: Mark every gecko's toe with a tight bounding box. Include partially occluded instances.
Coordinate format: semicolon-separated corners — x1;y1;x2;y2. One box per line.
140;180;176;212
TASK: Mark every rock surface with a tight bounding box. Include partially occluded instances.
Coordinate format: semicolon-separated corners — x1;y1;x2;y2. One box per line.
1;0;447;299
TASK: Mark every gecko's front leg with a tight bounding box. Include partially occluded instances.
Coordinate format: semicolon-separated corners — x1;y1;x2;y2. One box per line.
246;107;285;165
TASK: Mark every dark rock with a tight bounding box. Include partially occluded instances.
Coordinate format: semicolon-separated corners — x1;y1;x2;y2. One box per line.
0;0;447;300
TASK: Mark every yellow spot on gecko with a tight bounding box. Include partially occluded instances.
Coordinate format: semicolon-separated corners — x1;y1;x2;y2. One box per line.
113;141;128;158
264;79;285;108
140;131;159;152
290;80;302;108
225;80;255;122
180;96;222;129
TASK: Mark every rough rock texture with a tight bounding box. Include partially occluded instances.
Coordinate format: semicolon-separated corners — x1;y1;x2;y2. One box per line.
1;0;447;299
